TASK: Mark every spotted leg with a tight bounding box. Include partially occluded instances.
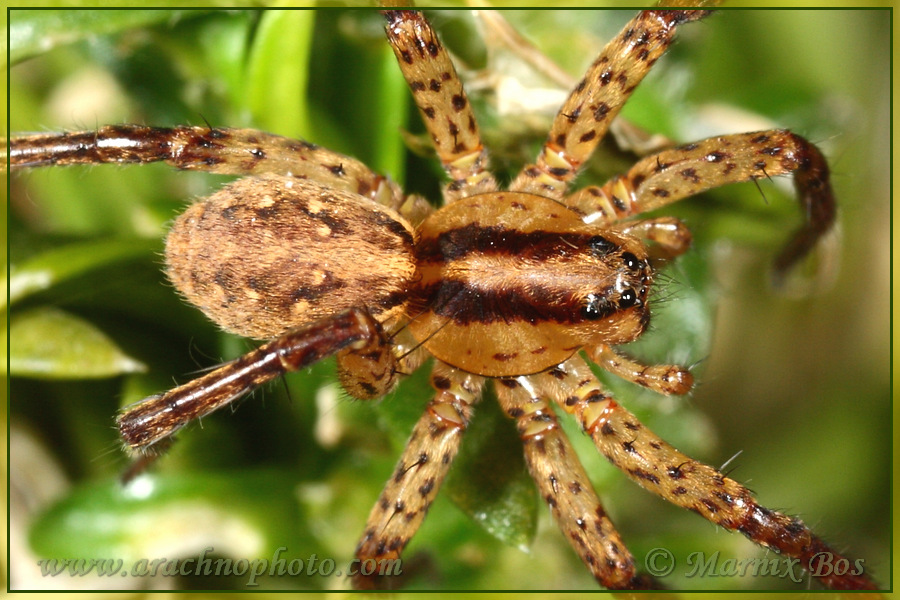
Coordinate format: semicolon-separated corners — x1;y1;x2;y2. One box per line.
566;130;836;282
510;9;711;199
382;10;498;200
352;362;484;589
588;343;693;396
540;354;879;591
494;377;660;590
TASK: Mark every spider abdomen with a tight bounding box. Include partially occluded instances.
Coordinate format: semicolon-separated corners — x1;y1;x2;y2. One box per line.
409;193;652;376
166;175;417;339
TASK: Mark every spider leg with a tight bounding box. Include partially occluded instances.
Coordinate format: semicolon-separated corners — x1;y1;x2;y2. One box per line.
338;326;428;401
382;10;498;201
566;130;836;282
117;307;386;455
6;125;407;209
587;343;692;396
614;216;693;261
510;10;711;199
544;354;879;591
494;376;660;590
353;362;484;589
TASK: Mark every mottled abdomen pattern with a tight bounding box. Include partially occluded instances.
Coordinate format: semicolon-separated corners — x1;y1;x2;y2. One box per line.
166;175;417;339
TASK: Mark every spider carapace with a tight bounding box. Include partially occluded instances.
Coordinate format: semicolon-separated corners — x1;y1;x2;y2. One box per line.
8;8;879;593
410;193;658;377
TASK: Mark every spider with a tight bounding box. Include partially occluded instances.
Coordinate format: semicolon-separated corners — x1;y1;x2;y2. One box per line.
7;8;885;592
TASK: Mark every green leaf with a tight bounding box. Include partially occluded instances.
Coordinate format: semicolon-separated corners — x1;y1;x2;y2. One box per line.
244;10;315;138
369;45;410;180
8;238;158;308
29;470;310;567
8;9;189;64
445;396;538;551
7;307;145;378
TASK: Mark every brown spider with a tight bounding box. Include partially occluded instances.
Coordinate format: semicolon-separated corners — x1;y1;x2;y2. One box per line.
7;8;884;592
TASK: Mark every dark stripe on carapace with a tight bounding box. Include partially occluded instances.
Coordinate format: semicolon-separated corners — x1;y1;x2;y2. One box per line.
414;278;617;326
416;223;614;264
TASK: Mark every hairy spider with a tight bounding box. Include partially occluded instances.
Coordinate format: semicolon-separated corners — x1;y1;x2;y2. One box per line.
8;9;887;592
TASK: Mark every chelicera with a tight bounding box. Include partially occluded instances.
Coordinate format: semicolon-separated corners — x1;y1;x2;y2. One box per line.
7;8;879;592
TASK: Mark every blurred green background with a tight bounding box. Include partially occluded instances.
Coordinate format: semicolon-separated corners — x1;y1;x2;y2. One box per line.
5;7;889;595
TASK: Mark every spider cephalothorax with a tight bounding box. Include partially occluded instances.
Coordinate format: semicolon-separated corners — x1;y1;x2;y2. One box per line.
408;193;655;377
7;8;880;592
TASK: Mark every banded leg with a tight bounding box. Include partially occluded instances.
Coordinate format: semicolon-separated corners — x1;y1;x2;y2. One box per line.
510;10;711;199
383;11;498;200
352;362;484;589
567;130;836;281
6;125;405;209
117;307;385;452
494;377;658;590
546;355;879;591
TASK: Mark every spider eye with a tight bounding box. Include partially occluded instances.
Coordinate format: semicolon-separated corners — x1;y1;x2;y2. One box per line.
618;288;639;309
581;293;611;320
622;252;641;271
588;236;617;257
